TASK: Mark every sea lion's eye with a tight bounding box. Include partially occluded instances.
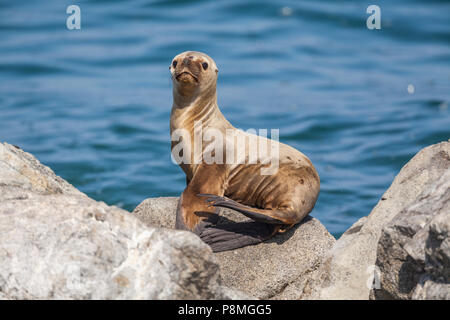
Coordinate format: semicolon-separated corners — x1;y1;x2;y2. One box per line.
202;62;208;70
172;60;177;68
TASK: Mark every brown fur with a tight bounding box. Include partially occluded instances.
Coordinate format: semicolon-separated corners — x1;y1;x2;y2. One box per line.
170;51;320;248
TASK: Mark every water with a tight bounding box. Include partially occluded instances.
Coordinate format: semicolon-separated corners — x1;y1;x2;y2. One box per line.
1;0;449;238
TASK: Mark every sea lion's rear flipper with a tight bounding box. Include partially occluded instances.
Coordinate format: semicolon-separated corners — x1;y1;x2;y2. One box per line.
194;220;280;252
198;194;297;225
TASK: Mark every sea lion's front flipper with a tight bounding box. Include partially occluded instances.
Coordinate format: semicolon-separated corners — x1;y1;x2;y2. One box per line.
194;221;280;252
175;164;226;231
198;194;296;225
175;190;218;231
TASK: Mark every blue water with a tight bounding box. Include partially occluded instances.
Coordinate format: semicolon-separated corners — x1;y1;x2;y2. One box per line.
1;0;449;237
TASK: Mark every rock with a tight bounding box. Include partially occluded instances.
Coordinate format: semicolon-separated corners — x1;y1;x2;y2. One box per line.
216;215;335;300
412;277;450;300
133;197;178;228
0;144;82;197
301;141;450;300
0;142;241;300
133;198;336;299
7;138;447;300
373;170;450;299
424;210;450;282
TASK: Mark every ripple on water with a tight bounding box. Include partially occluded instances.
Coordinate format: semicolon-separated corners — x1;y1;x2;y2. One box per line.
0;0;449;237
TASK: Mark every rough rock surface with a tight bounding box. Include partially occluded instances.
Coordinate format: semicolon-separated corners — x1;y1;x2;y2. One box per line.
373;170;450;299
5;138;447;300
300;141;450;300
0;142;243;300
133;197;336;299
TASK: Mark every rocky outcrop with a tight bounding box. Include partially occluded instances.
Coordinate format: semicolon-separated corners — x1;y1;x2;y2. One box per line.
2;139;448;300
373;170;449;299
0;142;244;300
301;141;450;300
133;198;336;299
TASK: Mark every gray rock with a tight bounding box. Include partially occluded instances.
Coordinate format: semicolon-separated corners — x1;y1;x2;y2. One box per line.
133;198;336;299
425;210;450;281
133;197;178;228
412;276;450;300
0;142;239;300
0;143;81;197
373;170;450;299
301;141;450;300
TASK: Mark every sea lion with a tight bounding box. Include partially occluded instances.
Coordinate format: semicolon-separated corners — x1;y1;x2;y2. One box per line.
169;51;320;252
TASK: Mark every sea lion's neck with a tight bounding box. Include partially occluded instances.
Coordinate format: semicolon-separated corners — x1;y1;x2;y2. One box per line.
171;90;231;134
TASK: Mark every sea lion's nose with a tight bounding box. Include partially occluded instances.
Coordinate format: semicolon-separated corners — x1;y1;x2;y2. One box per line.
182;56;194;66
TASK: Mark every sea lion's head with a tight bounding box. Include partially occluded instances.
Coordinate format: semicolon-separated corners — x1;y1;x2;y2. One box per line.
170;51;218;99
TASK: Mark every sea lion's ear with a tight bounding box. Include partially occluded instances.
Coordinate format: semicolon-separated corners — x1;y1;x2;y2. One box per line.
215;69;218;74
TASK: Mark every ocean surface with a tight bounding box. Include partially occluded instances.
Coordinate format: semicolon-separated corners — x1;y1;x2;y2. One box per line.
1;0;449;237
